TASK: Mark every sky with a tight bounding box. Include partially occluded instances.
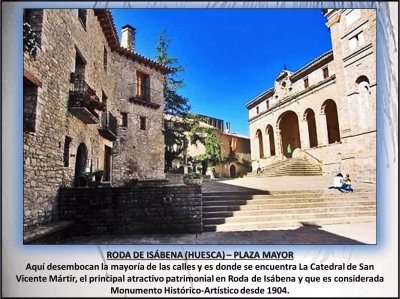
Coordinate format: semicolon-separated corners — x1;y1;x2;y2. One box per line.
111;8;332;137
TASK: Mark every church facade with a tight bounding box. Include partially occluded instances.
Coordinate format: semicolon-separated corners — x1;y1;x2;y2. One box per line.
246;9;376;183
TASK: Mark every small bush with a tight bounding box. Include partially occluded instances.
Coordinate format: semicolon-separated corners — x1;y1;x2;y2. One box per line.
183;172;202;179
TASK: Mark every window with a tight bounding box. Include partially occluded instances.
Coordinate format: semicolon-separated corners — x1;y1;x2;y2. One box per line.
256;106;259;114
140;117;146;130
136;71;150;101
349;31;365;51
322;67;329;79
103;47;108;72
74;50;86;80
266;100;270;110
78;9;87;29
63;136;72;167
304;77;309;89
23;76;39;133
121;112;128;127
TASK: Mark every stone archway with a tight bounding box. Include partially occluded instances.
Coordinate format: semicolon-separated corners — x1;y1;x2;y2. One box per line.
229;164;236;178
255;129;264;159
74;143;88;186
322;99;340;144
266;125;276;156
277;111;301;158
304;108;318;148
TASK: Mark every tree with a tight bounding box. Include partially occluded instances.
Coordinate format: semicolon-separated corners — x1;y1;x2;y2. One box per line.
156;30;191;170
188;115;225;174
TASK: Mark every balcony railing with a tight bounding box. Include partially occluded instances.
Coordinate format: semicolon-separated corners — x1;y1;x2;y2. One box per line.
128;82;161;109
68;79;105;124
99;111;118;141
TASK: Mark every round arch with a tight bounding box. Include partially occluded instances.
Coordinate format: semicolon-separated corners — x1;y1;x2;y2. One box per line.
321;99;341;144
265;124;276;156
229;164;237;178
303;108;318;148
277;110;301;158
255;129;264;159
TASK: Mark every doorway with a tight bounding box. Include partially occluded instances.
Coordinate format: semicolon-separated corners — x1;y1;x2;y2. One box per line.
230;164;237;178
74;143;88;186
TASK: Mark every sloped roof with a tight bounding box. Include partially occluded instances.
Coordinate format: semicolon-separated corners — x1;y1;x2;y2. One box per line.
93;9;172;74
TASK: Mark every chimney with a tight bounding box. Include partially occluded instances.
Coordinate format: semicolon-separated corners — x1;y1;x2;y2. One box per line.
121;24;135;52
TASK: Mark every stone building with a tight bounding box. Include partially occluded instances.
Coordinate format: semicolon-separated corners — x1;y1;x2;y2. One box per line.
170;115;251;178
23;9;169;230
246;9;376;183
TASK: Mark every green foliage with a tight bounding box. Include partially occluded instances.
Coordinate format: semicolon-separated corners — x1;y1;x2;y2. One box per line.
183;172;202;179
93;169;104;176
79;171;93;181
156;30;192;169
189;115;224;164
204;131;224;163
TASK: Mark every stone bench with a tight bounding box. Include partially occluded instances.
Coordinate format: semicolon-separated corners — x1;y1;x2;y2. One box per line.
23;220;75;244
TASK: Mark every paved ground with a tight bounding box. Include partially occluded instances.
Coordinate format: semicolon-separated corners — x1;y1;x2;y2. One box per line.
58;176;376;245
203;175;375;192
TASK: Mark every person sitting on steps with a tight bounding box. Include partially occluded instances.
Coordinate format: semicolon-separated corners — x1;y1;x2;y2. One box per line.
328;173;348;192
343;174;354;192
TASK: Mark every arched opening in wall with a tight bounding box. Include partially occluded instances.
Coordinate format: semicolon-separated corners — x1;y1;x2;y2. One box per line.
74;143;88;186
304;108;318;148
356;75;371;104
278;111;301;158
256;129;264;159
230;164;237;178
266;125;276;156
322;99;341;144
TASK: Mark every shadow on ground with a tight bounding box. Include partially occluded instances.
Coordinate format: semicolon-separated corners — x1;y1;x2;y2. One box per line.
49;223;366;245
201;179;269;194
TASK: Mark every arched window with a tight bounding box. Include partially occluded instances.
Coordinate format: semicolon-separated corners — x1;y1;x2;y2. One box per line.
356;75;370;95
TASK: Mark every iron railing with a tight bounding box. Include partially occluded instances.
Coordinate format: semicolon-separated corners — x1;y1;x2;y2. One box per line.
99;111;118;140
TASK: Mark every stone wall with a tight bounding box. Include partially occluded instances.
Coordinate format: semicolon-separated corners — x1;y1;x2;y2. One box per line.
58;185;202;234
23;9;167;230
110;53;166;184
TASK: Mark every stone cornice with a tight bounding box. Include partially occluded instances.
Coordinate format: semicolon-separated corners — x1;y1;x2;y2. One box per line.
245;87;274;109
249;75;336;123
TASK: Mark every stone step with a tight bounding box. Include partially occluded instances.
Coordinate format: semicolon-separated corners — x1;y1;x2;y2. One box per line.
203;205;375;219
203;200;376;213
204;216;376;232
202;196;374;206
202;189;373;197
203;191;373;200
203;210;376;225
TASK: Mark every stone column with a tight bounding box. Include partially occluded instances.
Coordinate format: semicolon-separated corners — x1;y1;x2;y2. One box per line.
300;119;310;149
275;128;283;156
264;131;271;157
318;113;329;146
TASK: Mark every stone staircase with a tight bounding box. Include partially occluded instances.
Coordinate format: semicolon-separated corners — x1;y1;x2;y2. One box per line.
248;158;322;177
202;189;376;232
